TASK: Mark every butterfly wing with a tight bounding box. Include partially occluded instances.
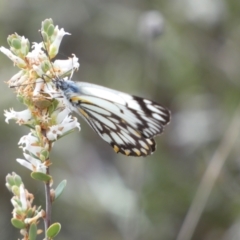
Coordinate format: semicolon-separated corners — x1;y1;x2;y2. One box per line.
66;82;170;157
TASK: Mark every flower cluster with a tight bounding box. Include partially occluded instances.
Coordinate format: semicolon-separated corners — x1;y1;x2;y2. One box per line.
6;172;44;238
1;18;80;173
1;19;78;239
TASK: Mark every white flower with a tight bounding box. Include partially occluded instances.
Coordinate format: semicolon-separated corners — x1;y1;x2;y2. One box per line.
49;27;70;58
26;42;45;63
46;126;62;141
20;36;29;56
1;21;82;176
31;42;44;54
61;115;80;131
17;153;47;173
54;107;70;123
19;184;27;211
16;159;33;172
33;78;44;96
11;74;28;87
8;70;24;86
18;133;42;155
4;109;31;124
0;47;26;67
46;115;80;141
25;210;44;224
32;64;45;78
41;82;57;98
11;198;19;210
53;54;80;75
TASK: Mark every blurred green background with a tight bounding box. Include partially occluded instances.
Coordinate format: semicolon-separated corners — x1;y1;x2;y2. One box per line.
1;0;240;240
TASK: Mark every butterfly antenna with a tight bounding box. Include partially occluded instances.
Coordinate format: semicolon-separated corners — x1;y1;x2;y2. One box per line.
10;81;39;88
69;56;75;79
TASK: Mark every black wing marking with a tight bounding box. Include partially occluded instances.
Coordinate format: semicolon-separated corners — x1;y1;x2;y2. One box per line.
69;95;170;157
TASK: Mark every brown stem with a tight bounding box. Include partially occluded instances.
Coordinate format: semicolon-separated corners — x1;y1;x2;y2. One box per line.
44;166;51;239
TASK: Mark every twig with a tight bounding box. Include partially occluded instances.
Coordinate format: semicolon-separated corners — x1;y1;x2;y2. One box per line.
44;166;52;239
176;104;240;240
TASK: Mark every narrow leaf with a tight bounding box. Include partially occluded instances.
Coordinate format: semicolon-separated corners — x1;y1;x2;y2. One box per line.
14;174;22;186
29;223;37;240
47;24;55;37
54;180;67;201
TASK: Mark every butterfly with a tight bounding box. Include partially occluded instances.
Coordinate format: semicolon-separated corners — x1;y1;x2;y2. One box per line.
54;78;170;157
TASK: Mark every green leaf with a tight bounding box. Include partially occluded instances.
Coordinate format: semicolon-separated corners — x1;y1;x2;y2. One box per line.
40;149;49;161
29;223;37;240
6;174;15;190
11;218;26;229
27;208;34;218
49;46;57;59
47;222;61;238
41;60;51;72
41;31;48;43
33;98;53;110
6;173;15;187
42;19;53;32
17;94;24;104
14;174;22;186
48;99;59;114
11;185;19;196
54;180;67;201
31;172;52;182
47;24;55;37
12;39;21;49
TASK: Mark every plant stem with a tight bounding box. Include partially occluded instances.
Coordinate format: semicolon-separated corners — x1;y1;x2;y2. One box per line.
44;166;51;239
176;104;240;240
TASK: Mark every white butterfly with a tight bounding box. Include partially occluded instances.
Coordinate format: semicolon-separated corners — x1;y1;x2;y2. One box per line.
55;79;170;157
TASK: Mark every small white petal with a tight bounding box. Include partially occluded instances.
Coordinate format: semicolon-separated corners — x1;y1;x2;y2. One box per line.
18;132;37;146
19;133;43;156
17;156;47;173
23;153;40;166
17;159;34;171
32;65;45;78
4;109;13;123
19;184;27;211
4;109;31;124
27;42;45;60
46;131;56;141
49;27;70;58
55;107;70;123
36;163;47;173
53;54;80;74
33;78;44;96
46;115;80;140
0;47;27;67
31;42;43;52
11;199;19;208
9;70;24;86
46;125;61;141
43;82;59;98
20;36;29;55
61;116;81;133
15;74;28;86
